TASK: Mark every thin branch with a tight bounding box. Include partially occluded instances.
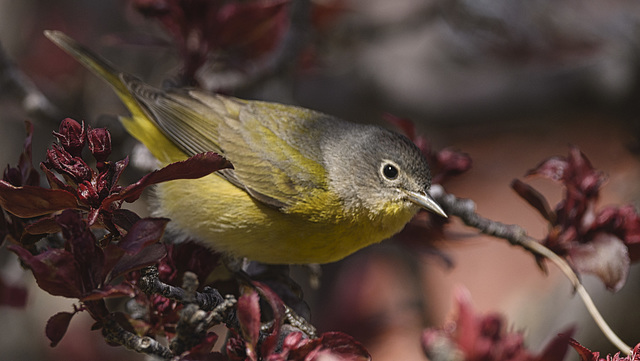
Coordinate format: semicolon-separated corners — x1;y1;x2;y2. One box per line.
430;185;633;355
138;266;225;311
102;318;172;359
170;272;213;355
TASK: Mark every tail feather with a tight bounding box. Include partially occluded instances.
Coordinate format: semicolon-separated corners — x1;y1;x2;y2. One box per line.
45;30;185;164
44;31;130;98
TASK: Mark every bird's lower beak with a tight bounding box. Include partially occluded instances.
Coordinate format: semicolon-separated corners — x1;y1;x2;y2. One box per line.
405;190;447;218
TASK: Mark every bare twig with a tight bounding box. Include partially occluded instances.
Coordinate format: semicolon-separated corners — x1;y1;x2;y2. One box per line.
430;185;633;355
284;304;317;338
138;266;225;311
170;272;212;355
102;318;172;360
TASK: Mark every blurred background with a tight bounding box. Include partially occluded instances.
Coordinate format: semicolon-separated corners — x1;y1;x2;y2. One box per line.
1;0;640;360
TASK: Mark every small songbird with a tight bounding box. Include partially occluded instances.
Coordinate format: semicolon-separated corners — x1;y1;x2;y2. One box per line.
45;30;446;264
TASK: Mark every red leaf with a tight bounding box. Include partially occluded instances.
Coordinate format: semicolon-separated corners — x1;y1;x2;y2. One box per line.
7;245;83;298
20;121;40;187
237;288;261;360
511;179;555;222
569;341;640;361
0;181;79;217
118;217;169;254
159;242;222;285
102;243;126;280
568;339;599;361
254;281;286;356
536;330;575;361
40;162;74;192
214;0;289;58
107;157;130;194
81;283;135;301
46;311;76;347
568;232;630;292
101;152;232;208
288;332;371;361
4;121;41;187
108;243;167;281
57;210;105;289
110;208;142;233
423;287;570;361
24;216;61;235
179;332;224;360
527;156;568;181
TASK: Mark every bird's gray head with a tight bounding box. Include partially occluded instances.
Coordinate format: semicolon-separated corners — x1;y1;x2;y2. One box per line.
323;124;446;218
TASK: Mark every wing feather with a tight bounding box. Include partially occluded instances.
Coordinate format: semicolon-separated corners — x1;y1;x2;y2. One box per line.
123;76;329;210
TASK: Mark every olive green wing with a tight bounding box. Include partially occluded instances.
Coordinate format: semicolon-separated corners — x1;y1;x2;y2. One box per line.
124;76;329;209
215;99;331;209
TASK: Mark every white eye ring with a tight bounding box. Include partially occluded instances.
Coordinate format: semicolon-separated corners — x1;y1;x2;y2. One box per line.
380;161;399;180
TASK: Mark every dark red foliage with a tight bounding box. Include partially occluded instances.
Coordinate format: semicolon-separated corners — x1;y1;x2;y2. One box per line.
0;118;231;235
46;143;92;183
158;241;222;288
53;118;86;157
8;210;168;300
87;126;112;162
131;0;290;84
8;209;168;346
0;182;80;218
1;121;43;246
569;340;640;361
100;151;232;209
46;308;82;347
3;121;40;188
0;119;238;349
237;289;261;361
178;332;227;361
269;332;371;361
422;288;574;361
512;146;640;291
224;281;371;361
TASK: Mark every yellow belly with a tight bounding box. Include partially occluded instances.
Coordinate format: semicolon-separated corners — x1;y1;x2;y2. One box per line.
153;173;417;264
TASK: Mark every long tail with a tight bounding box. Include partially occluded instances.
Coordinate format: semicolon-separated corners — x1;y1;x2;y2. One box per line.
44;31;132;103
44;30;183;163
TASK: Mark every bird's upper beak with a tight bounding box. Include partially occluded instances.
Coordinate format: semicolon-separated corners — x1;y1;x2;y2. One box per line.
405;190;447;218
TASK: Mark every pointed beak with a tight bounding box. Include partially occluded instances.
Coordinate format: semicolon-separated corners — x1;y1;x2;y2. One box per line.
405;190;447;218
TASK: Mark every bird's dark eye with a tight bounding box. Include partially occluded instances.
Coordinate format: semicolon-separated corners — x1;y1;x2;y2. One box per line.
382;163;399;180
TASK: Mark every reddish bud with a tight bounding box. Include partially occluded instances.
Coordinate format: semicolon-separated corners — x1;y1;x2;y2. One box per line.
46;144;92;183
77;181;100;206
87;127;112;162
95;171;111;200
53;118;86;157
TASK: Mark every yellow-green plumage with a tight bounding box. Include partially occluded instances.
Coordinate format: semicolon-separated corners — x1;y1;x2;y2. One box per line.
45;30;445;264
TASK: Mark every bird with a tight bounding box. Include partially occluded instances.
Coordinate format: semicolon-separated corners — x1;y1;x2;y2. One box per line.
44;30;446;265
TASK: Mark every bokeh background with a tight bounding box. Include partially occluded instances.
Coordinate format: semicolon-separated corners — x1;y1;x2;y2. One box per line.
2;0;640;360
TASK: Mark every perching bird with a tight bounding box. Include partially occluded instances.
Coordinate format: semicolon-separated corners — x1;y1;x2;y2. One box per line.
45;30;446;264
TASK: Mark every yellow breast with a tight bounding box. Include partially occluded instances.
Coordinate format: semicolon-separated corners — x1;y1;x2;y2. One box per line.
153;173;417;264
